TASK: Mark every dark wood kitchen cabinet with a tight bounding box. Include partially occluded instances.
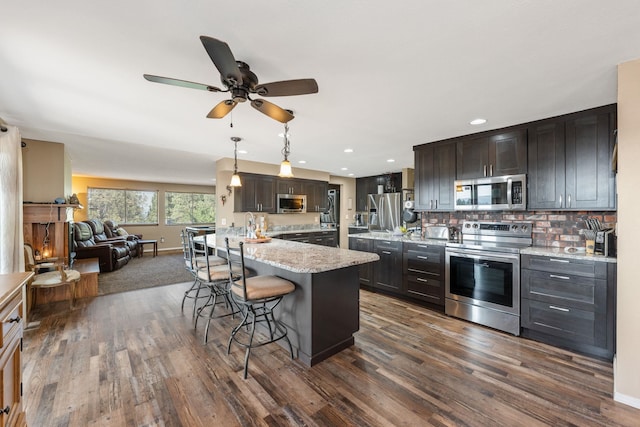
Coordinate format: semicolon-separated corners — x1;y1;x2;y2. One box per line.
355;173;401;212
304;180;328;212
373;239;403;292
414;142;455;211
349;236;374;287
528;104;616;210
234;173;276;213
456;129;527;179
520;254;616;360
276;178;304;195
402;242;445;307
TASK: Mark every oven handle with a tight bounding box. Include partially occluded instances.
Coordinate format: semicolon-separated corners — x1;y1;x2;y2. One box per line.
445;248;520;263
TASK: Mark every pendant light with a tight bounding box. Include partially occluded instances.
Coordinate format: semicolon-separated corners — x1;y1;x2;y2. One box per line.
229;136;242;187
278;122;294;178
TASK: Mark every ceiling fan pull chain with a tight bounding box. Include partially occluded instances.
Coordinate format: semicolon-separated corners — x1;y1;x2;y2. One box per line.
230;111;233;128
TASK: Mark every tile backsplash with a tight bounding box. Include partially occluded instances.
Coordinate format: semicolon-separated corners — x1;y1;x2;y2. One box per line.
421;211;617;248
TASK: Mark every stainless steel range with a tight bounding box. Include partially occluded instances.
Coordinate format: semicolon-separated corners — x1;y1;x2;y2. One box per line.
445;221;533;336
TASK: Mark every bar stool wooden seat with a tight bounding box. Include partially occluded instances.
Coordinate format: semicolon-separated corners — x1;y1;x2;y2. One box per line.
224;237;296;379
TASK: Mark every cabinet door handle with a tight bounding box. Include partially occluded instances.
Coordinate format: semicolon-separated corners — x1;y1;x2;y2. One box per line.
429;200;433;210
549;305;570;312
416;277;428;283
434;200;438;209
382;251;391;255
550;274;570;280
549;258;570;263
417;256;429;260
568;194;571;207
483;165;487;177
559;194;563;207
8;315;21;323
490;164;493;176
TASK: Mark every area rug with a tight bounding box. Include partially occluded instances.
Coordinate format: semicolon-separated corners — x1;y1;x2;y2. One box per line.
97;253;192;295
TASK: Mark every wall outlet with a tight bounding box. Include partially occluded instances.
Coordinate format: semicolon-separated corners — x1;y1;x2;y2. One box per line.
221;218;227;226
160;237;165;243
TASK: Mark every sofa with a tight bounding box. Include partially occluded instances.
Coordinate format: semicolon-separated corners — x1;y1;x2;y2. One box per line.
73;221;131;272
103;220;140;257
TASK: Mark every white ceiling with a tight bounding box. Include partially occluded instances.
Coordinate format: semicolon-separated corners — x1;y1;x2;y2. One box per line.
2;1;639;186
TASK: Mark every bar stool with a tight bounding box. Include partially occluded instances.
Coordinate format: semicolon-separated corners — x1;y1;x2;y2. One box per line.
180;230;226;318
192;233;243;344
224;237;296;379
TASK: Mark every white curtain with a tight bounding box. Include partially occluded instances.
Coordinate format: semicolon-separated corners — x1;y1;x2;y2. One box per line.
0;126;24;273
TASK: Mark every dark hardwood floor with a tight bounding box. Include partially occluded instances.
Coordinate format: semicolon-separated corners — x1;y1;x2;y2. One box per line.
23;283;640;426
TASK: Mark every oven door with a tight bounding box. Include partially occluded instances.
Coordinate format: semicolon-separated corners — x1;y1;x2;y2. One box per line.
445;247;520;316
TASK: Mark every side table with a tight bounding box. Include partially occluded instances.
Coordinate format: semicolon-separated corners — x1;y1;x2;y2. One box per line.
137;239;158;257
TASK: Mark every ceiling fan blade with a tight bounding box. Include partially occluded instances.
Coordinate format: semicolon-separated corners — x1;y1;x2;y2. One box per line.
199;36;243;86
207;100;237;119
143;74;222;92
254;79;319;97
251;99;295;123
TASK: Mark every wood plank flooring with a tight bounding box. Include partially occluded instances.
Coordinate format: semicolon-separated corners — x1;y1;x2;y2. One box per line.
22;283;640;426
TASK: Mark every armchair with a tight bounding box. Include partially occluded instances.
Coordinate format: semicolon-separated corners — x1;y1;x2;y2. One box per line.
73;222;130;272
103;219;140;257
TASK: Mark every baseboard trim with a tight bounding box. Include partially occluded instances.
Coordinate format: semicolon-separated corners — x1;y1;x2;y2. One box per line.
613;355;640;409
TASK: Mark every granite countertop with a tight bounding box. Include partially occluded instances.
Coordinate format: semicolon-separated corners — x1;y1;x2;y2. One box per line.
348;232;449;246
217;236;379;274
521;246;617;263
265;228;336;237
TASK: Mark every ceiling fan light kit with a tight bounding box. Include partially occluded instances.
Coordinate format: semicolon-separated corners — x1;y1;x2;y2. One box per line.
144;36;318;123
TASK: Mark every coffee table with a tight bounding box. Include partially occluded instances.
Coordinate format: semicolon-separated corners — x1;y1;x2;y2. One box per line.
137;239;158;257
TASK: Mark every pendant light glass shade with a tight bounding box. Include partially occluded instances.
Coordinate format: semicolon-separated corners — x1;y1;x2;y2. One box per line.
229;137;242;187
278;160;293;178
230;173;242;187
278;122;294;178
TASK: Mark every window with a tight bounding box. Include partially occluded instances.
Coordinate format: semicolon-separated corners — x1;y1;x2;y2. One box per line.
87;188;158;225
165;192;216;225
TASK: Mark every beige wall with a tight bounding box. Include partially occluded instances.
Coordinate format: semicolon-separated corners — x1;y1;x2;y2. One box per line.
22;139;68;203
72;176;215;251
615;58;640;407
215;157;356;247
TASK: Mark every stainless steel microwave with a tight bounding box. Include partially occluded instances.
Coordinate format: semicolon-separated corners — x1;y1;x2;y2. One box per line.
277;194;307;213
454;174;526;211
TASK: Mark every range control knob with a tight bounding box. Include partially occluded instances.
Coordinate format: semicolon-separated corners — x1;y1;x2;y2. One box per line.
521;224;528;231
472;223;479;229
464;223;471;228
511;224;519;231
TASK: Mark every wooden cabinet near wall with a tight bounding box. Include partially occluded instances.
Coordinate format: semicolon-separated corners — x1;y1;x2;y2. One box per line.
234;173;276;213
276;179;304;195
373;239;403;292
414;142;456;211
402;242;445;306
456;129;527;179
0;272;32;427
528;104;616;210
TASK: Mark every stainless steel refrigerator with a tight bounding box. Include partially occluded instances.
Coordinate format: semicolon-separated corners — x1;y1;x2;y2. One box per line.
368;193;402;232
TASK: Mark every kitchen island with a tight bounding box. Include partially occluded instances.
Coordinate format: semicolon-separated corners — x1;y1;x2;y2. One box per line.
215;235;379;366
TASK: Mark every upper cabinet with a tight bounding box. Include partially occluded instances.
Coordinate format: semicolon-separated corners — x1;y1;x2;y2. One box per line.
305;180;329;212
414;142;456;211
234;173;276;213
456;129;527;179
276;179;304;195
528;105;616;210
355;173;402;212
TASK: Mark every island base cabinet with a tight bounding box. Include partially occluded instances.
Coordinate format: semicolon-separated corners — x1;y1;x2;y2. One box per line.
238;258;360;367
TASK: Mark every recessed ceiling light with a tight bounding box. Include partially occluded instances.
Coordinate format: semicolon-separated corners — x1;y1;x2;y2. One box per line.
344;148;354;153
348;173;354;176
298;160;306;164
387;159;395;163
341;167;348;171
470;118;487;125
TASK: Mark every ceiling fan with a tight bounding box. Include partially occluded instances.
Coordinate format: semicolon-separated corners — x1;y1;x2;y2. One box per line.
143;36;318;123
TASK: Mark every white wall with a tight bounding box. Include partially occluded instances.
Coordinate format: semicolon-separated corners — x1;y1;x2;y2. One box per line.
615;57;640;408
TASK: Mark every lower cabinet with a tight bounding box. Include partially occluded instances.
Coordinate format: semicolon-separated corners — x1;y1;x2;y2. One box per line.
279;230;337;247
520;254;616;360
349;237;374;287
373;240;403;292
403;242;445;306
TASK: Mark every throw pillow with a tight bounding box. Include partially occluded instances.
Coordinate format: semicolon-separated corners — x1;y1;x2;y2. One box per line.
116;228;130;237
